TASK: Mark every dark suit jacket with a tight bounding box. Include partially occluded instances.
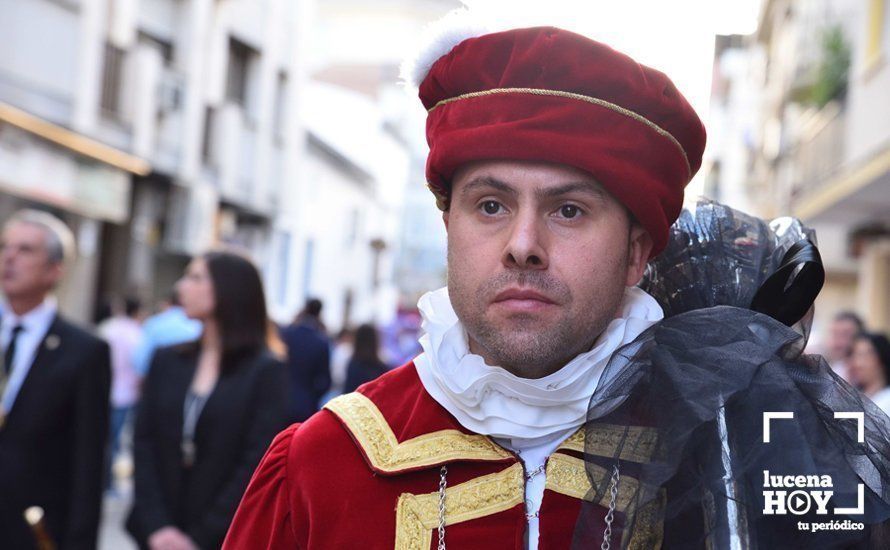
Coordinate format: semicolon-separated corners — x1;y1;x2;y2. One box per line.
343;357;388;394
0;314;111;550
279;321;330;421
126;344;289;549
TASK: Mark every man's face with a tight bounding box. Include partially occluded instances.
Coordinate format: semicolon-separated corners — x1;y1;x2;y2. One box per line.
828;319;860;362
0;222;63;302
444;160;653;379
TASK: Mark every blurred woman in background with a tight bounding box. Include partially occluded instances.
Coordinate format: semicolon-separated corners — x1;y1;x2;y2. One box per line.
342;323;388;394
127;250;289;550
849;332;890;415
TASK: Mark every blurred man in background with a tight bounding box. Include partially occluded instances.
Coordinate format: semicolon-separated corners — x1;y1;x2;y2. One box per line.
0;209;111;549
280;298;330;422
826;310;865;381
132;290;202;377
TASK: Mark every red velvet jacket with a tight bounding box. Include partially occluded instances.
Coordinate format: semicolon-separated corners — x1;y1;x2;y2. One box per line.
222;362;661;549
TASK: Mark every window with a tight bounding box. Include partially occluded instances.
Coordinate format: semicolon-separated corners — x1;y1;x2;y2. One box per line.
226;38;253;106
201;106;216;164
100;42;125;117
273;71;289;141
137;31;174;64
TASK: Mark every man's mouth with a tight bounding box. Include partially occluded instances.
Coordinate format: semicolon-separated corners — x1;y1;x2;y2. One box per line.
492;288;557;312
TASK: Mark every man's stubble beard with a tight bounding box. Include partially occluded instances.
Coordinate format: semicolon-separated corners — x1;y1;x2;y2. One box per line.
447;252;628;380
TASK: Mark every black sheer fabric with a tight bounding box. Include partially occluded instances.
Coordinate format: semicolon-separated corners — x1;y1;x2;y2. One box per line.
572;200;890;549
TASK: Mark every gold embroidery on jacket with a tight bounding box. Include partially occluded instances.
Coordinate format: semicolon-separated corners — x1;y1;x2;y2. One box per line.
394;463;525;550
624;490;667;550
546;453;665;549
583;424;659;463
558;428;585;453
324;392;512;473
545;453;634;511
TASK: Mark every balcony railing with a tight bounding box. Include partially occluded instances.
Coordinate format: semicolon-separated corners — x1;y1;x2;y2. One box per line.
789;101;846;203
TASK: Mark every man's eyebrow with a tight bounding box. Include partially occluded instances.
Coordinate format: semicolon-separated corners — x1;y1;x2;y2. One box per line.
536;181;607;201
459;176;518;199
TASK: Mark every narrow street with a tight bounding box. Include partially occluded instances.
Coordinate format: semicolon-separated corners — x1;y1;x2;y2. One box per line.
99;490;137;550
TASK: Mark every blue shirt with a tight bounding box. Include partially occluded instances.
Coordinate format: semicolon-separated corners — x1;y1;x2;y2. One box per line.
131;307;202;376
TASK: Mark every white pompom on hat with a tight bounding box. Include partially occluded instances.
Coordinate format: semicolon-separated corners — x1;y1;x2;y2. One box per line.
400;9;498;88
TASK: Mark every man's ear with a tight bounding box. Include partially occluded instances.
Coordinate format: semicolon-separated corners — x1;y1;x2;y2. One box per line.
625;224;653;287
47;261;65;290
442;210;450;231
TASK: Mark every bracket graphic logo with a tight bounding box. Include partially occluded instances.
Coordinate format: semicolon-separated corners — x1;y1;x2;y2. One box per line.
761;412;865;520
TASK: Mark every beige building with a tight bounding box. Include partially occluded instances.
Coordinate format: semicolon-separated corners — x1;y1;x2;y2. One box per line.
729;0;890;337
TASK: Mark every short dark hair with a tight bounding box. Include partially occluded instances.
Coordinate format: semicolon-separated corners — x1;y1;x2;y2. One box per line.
854;332;890;384
203;250;270;366
124;296;141;317
305;298;323;318
352;323;381;363
834;311;864;331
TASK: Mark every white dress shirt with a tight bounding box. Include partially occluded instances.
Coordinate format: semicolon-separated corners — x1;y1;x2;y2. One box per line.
1;297;57;413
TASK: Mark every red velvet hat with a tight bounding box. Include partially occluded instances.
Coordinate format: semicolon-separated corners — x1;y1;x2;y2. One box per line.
418;26;706;257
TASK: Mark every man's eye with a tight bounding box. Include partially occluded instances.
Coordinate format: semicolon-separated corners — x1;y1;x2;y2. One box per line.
559;205;581;219
481;201;502;215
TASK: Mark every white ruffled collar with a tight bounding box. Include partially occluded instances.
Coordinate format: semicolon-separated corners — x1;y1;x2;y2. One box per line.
413;286;663;442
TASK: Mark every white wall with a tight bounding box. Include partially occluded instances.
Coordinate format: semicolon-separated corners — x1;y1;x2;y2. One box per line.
0;0;81;121
845;1;890;166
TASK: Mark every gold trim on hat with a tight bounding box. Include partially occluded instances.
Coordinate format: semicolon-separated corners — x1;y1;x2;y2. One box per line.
427;87;692;178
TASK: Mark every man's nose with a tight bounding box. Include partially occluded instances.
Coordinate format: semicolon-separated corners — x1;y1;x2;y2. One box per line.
502;212;548;270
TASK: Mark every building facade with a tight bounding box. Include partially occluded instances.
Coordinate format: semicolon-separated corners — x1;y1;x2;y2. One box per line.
710;0;890;336
0;0;311;323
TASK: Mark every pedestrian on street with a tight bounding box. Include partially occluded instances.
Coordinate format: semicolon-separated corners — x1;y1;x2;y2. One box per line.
97;295;144;493
342;323;388;394
279;298;331;422
0;209;111;550
849;332;890;415
825;310;865;381
325;327;354;401
131;290;202;378
126;250;289;550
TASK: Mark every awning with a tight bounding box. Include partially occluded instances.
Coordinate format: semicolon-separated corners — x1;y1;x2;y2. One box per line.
0;102;150;175
0;102;150;223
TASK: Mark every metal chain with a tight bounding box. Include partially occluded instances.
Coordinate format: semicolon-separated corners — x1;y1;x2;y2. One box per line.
437;465;448;550
525;462;546;480
601;463;621;550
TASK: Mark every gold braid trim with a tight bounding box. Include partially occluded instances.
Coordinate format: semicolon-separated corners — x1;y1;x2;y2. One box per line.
427;87;692;178
624;490;667;550
557;428;586;453
546;453;664;549
545;453;635;511
566;424;660;464
324;393;512;473
394;463;525;550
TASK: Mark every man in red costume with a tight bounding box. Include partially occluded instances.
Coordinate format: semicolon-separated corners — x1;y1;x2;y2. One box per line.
224;21;705;550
